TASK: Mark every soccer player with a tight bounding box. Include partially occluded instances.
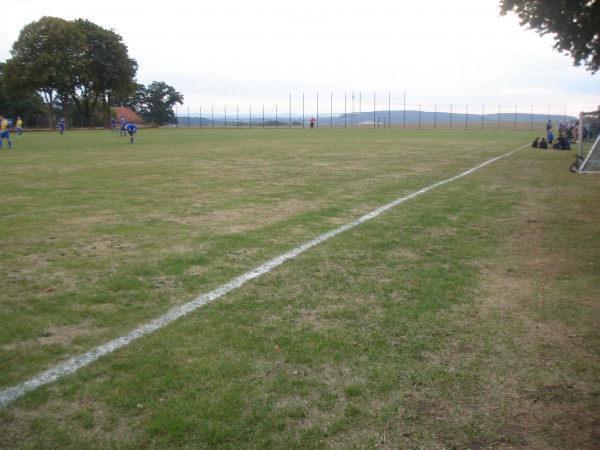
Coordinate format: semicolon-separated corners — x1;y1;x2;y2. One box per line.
59;118;65;135
124;123;137;144
0;116;12;149
111;117;118;133
119;116;126;137
16;117;23;137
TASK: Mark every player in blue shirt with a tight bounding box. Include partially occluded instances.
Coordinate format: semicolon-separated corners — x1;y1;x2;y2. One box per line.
124;123;137;144
119;116;126;137
59;118;65;135
111;117;118;133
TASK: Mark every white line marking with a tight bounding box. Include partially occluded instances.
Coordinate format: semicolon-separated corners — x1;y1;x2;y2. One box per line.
0;147;524;409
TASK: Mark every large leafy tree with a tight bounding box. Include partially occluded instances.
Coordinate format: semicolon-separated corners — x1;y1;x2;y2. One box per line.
137;81;184;125
0;62;47;126
499;0;600;73
2;16;138;129
2;17;87;128
72;19;138;127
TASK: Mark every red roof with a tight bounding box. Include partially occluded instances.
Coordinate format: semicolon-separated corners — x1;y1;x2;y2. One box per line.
112;106;143;124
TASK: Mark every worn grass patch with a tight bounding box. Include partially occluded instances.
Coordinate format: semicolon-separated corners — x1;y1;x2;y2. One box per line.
0;129;598;448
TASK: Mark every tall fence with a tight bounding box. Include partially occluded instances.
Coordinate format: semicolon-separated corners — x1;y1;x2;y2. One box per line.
15;92;592;132
173;93;582;131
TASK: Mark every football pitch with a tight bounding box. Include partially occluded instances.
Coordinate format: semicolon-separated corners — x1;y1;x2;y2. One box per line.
1;128;598;448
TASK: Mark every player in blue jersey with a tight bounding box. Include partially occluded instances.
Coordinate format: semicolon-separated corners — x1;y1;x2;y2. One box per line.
59;118;65;135
0;116;12;149
124;123;137;144
111;117;118;133
119;116;126;137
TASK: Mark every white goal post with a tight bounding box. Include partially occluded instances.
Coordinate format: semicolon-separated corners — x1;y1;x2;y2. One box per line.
576;109;600;173
577;109;600;154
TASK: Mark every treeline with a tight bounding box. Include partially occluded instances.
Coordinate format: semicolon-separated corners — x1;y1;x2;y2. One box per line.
0;16;183;129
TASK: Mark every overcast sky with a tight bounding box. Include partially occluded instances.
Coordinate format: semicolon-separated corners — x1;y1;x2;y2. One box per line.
1;0;599;116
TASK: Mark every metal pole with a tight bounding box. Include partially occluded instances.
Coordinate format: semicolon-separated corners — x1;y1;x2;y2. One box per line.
344;92;347;129
530;104;533;131
482;104;484;130
403;92;406;129
498;104;500;130
359;92;362;129
373;92;376;129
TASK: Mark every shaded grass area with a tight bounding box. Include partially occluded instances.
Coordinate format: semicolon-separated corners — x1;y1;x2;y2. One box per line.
0;129;598;448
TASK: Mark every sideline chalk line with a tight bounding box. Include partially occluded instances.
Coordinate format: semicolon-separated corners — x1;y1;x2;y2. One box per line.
0;146;526;409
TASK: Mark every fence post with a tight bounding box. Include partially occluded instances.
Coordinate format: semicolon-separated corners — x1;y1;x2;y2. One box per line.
316;93;319;128
373;92;376;129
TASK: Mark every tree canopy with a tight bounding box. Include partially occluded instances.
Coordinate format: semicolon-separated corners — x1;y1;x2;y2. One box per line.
3;16;186;128
115;81;184;125
141;81;184;125
2;16;138;128
499;0;600;73
0;62;47;125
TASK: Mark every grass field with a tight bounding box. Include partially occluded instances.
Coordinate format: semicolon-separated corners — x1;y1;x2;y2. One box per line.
0;128;598;449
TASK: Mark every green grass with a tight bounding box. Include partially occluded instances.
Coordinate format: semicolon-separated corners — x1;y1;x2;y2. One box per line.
0;128;598;448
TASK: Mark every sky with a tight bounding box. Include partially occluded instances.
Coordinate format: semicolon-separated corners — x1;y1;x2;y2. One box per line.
1;0;599;117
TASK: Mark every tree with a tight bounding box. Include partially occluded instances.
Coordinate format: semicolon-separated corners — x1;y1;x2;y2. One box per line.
112;82;146;113
2;17;88;128
72;19;138;127
2;16;138;129
139;81;184;125
0;62;47;126
499;0;600;73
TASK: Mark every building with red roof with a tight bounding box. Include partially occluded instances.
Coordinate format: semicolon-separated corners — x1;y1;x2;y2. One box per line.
112;106;143;125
